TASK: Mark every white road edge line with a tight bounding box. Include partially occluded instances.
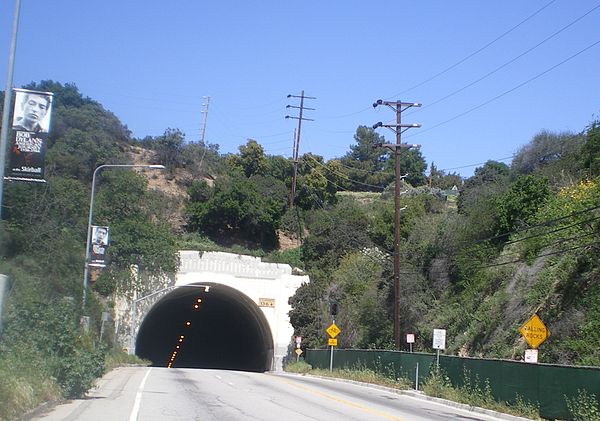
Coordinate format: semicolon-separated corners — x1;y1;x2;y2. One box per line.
129;367;152;421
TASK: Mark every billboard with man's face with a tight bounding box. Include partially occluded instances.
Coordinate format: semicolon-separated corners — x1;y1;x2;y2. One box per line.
90;225;110;268
5;88;54;183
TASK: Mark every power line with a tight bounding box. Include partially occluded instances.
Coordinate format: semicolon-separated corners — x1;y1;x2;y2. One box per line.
475;240;600;270
405;3;600;116
471;203;600;246
406;38;600;139
385;0;560;100
322;0;558;120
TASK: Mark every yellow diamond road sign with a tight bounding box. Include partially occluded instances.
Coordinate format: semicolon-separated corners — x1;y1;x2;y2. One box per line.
326;323;341;338
519;314;550;349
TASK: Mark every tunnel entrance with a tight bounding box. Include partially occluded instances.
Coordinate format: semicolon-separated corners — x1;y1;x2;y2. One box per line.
135;283;274;372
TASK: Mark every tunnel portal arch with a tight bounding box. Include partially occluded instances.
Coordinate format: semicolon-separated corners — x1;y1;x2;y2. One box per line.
135;282;274;372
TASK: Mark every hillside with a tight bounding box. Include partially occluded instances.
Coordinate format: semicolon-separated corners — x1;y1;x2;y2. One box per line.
0;81;599;418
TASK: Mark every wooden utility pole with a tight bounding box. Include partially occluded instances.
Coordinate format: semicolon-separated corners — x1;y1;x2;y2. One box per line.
372;99;421;350
286;91;315;207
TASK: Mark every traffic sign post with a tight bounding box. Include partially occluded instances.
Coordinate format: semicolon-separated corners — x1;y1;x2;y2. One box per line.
326;322;341;372
406;333;415;353
432;329;446;367
294;336;303;362
326;323;340;339
519;314;550;349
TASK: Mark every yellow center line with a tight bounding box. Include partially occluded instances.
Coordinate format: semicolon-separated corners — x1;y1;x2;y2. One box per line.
271;375;407;421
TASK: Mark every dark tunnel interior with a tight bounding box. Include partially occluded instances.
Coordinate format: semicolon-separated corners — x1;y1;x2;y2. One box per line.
135;283;274;372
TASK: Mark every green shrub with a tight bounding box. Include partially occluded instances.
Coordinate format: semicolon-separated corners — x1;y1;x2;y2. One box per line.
0;348;61;420
105;347;150;372
423;367;539;419
284;360;312;374
566;389;600;421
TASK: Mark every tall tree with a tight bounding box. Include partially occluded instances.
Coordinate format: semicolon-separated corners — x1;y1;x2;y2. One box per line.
340;126;391;191
582;120;600;178
226;139;268;177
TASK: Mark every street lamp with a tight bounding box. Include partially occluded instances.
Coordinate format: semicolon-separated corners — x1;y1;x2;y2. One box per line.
82;164;165;313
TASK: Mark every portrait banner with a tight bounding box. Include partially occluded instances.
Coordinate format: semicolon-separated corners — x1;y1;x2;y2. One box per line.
89;225;110;268
5;88;54;183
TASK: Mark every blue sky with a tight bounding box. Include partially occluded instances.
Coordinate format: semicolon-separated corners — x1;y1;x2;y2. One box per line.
1;0;598;177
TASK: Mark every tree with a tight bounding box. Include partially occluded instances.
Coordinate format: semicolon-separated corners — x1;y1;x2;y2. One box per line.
185;174;287;249
429;162;463;190
582;120;600;178
340;126;391;191
302;197;372;272
153;128;185;172
181;140;222;179
226;139;268;177
495;175;550;235
383;148;428;187
93;171;179;275
457;160;510;216
512;130;584;185
327;252;384;348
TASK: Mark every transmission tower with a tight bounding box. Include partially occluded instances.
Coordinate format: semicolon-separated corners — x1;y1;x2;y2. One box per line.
199;96;210;144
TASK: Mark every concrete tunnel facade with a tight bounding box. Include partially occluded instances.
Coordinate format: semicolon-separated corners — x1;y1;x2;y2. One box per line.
129;251;309;372
136;282;274;372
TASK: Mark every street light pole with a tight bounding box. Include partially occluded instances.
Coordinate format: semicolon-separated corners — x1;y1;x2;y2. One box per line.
373;99;421;350
0;0;22;218
82;164;165;313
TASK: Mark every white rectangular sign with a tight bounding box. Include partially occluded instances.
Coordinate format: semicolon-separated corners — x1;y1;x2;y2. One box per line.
524;349;538;363
433;329;446;350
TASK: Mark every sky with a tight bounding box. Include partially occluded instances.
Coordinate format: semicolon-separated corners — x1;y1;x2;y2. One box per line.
0;0;598;177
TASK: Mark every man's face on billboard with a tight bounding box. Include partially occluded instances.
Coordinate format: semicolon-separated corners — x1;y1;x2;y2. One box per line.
21;94;49;125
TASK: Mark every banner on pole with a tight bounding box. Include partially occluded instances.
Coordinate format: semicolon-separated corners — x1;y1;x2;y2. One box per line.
89;225;110;268
5;89;54;183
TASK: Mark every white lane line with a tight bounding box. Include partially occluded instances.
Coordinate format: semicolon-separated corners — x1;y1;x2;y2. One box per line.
129;367;152;421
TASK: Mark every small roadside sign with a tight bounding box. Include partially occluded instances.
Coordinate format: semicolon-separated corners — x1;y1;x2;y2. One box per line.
326;323;341;338
295;348;303;356
519;314;550;349
433;329;446;350
328;338;337;346
406;333;415;343
524;349;538;363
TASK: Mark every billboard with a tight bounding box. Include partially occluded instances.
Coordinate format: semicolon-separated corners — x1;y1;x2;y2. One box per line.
89;225;110;268
5;88;54;182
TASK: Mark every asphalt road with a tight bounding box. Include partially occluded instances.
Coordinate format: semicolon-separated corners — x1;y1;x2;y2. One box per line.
29;366;533;421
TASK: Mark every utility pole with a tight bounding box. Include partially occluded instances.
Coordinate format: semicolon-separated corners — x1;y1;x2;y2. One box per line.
199;96;210;145
285;91;315;207
372;99;421;350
